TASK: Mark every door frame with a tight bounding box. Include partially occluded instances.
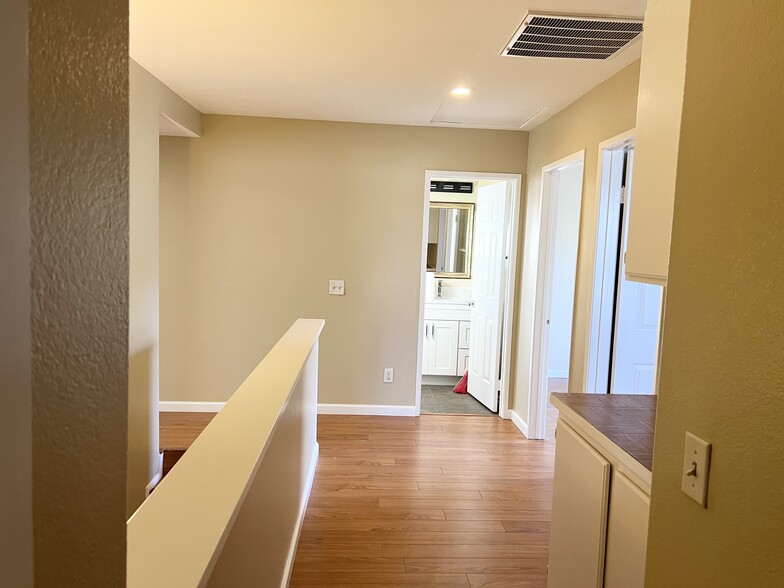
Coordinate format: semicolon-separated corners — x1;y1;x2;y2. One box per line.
584;130;635;394
584;129;665;395
416;170;523;418
528;151;585;440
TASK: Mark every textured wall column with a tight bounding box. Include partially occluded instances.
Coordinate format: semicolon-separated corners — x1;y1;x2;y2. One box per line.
29;1;129;585
0;0;34;585
646;2;784;585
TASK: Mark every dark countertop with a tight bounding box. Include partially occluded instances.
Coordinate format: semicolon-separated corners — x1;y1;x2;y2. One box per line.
550;393;656;472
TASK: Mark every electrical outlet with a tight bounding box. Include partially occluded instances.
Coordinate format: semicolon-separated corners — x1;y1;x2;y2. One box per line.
383;368;394;383
328;279;345;296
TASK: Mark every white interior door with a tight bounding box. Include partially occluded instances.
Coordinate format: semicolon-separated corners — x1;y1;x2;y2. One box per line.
611;151;663;394
468;182;508;411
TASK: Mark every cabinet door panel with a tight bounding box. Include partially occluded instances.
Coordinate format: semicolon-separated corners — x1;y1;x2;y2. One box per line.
547;422;611;588
457;349;470;375
427;320;459;375
604;471;650;588
458;320;471;349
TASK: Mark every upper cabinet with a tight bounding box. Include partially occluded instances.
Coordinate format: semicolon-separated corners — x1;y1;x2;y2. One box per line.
625;0;692;286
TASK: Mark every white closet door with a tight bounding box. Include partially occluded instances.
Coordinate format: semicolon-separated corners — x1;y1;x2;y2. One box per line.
548;422;611;588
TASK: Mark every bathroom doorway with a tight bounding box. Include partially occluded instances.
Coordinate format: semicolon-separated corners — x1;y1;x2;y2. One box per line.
416;171;522;417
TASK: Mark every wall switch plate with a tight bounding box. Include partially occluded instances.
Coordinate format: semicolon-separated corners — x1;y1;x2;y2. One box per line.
681;431;711;507
383;368;394;383
328;280;345;296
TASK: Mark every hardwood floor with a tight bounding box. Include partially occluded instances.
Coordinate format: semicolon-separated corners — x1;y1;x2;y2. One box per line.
290;414;556;587
157;379;565;585
159;412;216;477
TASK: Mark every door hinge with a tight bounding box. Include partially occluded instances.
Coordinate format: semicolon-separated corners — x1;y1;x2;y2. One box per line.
619;186;627;204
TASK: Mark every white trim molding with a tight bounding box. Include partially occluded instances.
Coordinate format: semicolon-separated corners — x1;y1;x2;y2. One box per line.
318;404;417;417
280;442;319;588
145;452;164;496
509;410;530;439
160;401;226;413
548;369;569;379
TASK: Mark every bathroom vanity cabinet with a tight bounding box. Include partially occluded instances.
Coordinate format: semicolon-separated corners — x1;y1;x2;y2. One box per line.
422;302;471;377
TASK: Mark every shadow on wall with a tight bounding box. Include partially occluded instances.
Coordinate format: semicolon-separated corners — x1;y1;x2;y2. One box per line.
128;346;155;516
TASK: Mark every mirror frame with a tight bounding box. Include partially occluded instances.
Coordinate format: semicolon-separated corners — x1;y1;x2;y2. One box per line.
428;202;475;279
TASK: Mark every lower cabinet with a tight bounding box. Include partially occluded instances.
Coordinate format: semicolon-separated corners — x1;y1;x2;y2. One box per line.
422;318;471;376
423;320;459;375
604;471;650;588
547;421;651;588
547;422;611;588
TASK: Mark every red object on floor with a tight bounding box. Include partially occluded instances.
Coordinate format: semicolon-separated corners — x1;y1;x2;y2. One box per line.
453;371;468;394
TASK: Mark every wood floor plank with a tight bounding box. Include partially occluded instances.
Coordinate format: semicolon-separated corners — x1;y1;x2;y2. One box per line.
404;557;548;574
292;556;405;573
290;572;471;586
297;530;551;546
290;413;556;587
304;508;447;521
382;544;549;559
468;574;547;587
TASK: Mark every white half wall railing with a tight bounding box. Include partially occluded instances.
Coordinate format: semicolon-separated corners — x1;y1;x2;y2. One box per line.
127;318;325;588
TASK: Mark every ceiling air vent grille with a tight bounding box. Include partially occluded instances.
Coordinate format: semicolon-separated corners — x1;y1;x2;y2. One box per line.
502;13;643;60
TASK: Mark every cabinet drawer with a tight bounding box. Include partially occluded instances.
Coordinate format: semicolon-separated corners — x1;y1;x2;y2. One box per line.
458;321;471;349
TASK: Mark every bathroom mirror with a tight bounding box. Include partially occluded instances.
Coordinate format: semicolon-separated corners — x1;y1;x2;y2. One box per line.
426;202;474;278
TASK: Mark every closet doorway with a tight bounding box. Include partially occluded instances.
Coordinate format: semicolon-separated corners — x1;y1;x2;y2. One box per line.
586;133;663;395
529;152;585;439
416;171;522;417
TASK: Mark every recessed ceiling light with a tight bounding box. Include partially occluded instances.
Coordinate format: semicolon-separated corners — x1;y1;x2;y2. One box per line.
450;87;471;96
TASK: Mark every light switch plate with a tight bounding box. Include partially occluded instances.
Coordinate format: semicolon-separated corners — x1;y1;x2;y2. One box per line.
329;280;345;296
681;431;711;507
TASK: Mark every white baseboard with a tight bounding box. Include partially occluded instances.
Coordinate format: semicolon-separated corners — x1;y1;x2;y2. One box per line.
280;442;319;588
145;452;164;496
160;401;226;413
547;369;569;379
422;375;461;386
509;409;530;439
318;404;417;417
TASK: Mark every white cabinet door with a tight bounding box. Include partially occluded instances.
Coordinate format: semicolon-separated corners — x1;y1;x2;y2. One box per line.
457;349;470;375
604;471;650;588
548;422;611;588
625;0;692;285
426;320;459;376
422;321;431;374
458;321;471;349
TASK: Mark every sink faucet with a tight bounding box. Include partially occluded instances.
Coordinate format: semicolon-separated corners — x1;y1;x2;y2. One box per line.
437;279;443;298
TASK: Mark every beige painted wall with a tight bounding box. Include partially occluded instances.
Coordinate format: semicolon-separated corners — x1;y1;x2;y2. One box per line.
128;60;201;514
512;61;640;426
26;1;129;584
646;2;784;585
0;0;33;584
160;117;527;405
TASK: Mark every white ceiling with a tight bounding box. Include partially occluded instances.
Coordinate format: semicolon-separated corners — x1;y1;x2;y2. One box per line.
131;1;645;131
